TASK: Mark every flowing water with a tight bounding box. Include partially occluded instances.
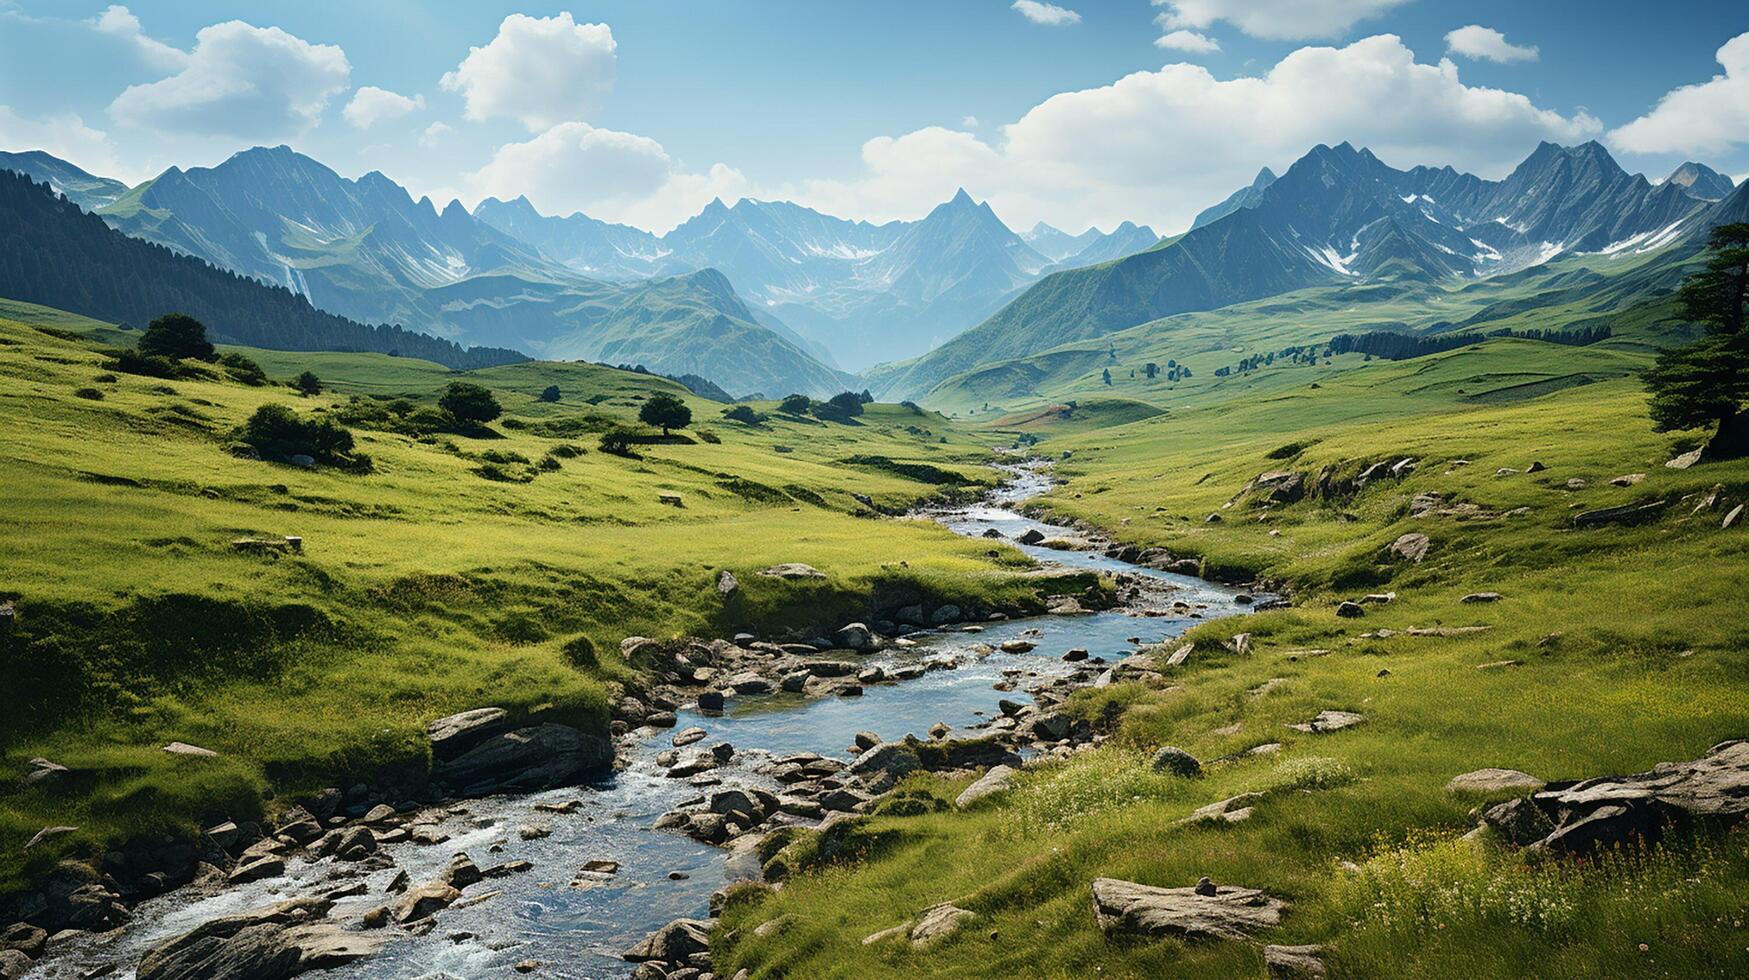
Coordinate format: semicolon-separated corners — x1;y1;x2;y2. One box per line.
47;462;1253;979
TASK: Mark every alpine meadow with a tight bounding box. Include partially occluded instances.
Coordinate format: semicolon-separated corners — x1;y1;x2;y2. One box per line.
3;4;1749;979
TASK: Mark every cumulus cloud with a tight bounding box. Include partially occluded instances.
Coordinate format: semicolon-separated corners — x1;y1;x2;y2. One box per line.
108;21;349;141
962;115;981;129
1011;2;1081;27
1152;0;1408;41
0;105;128;179
440;12;616;131
1156;29;1220;53
86;4;187;72
419;122;455;147
1445;25;1539;63
1610;32;1749;156
468;121;747;232
343;86;424;129
790;34;1602;233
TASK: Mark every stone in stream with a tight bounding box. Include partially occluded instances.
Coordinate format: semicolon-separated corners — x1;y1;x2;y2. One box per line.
623;918;712;963
999;639;1036;653
833;623;875;650
395;881;461;924
1090;877;1288;942
1017;529;1046;545
671;726;708;747
432;724;611;796
136;896;385;980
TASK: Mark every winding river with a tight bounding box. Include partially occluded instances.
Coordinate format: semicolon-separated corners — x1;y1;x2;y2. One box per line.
41;462;1253;979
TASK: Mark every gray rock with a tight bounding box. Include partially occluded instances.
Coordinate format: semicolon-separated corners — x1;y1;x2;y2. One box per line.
1461;591;1503;603
1572;499;1668;528
833;623;874;651
955;765;1018;808
1017;529;1046;545
227;856;285;885
425;708;510;761
908;903;975;947
1090;877;1288;942
672;727;708;747
162;742;219;758
759;564;825;580
1388;532;1430;563
726;672;773;695
1287;710;1365;734
0;923;46;959
136;896;383;980
1335;601;1365;618
24;758;68;788
1149;746;1202;778
432;724;612;796
1265;943;1327;979
849;742;921;780
1528;739;1749;855
1446;769;1543;794
1481;797;1556;847
623;918;712;963
23;825;77;852
716;569;739;596
394;881;461;924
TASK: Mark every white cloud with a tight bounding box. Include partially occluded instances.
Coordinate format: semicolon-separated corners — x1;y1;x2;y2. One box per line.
468;121;747;233
1152;0;1408;41
0;105;128;179
1155;29;1220;53
1445;25;1539;64
1012;1;1081;27
790;34;1601;233
343;86;424;129
961;115;981;128
86;4;187;72
440;12;616;131
108;21;349;141
1610;32;1749;157
418;122;455;147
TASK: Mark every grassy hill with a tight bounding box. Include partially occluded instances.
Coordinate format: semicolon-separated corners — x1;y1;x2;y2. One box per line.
716;333;1749;978
0;299;1060;895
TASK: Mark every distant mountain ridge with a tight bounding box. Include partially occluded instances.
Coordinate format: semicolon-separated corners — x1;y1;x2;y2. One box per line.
0;150;129;211
871;140;1736;402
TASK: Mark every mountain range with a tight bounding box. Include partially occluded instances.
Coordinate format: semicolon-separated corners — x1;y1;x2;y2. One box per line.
869;141;1743;401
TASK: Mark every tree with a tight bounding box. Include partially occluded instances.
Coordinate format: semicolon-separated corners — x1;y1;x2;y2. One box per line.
722;404;764;424
599;427;636;456
439;382;502;425
1102;368;1112;386
639;392;692;435
538;385;561;403
293;371;322;396
1645;223;1749;459
779;393;812;414
1144;362;1159;379
236;403;360;467
824;391;865;416
138;313;214;361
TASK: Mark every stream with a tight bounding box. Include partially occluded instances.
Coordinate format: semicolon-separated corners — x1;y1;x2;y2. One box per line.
40;462;1254;979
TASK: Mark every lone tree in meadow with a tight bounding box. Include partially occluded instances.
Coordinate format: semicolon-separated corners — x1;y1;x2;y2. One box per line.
639;392;692;436
293;371;322;396
439;381;502;425
139;313;215;361
538;385;561;403
1644;223;1749;459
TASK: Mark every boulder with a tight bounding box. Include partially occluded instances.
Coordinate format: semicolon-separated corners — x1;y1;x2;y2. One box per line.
1017;528;1046;545
726;672;773;695
23;758;68;788
0;950;29;980
716;569;739;597
1572;499;1668;528
849;742;921;780
1265;944;1328;979
623;918;712;963
227;856;285;885
22;825;77;852
1287;711;1365;734
432;724;612;796
0;924;46;959
1389;533;1430;563
833;623;874;651
1527;739;1749;856
672;727;708;747
1481;797;1556;847
1150;747;1202;778
426;708;510;761
1187;793;1263;825
908;903;975;947
955;765;1018;808
1461;592;1502;604
1335;601;1365;618
1446;769;1543;795
136;897;382;980
394;881;460;924
1090;877;1288;942
759;563;826;580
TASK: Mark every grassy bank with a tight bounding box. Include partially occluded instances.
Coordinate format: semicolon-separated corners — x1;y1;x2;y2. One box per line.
718;335;1749;978
0;301;1058;896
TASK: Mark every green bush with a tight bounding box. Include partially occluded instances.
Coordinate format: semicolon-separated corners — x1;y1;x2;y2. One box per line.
234;403;367;470
219;352;267;386
722;404;765;425
438;382;502;425
73;386;103;400
138;313;214;361
599;428;637;457
293;371;323;396
779;393;812;414
538;385;561;403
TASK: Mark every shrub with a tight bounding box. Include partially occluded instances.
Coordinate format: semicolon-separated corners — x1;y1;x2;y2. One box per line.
548;443;586;459
138;313;215;361
599;428;637;457
235;403;366;469
813;391;865;421
562;635;598;671
107;349;184;379
219;352;267;386
93;373;118;383
538;385;561;403
73;387;104;400
293;371;323;396
697;429;721;444
639;392;692;435
722;404;765;425
779;393;812;414
438;382;502;425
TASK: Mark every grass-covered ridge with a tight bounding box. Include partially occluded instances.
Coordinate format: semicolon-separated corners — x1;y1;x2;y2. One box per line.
718;331;1749;978
0;300;1054;896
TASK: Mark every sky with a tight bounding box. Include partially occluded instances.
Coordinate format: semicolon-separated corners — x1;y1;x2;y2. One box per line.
2;1;1747;235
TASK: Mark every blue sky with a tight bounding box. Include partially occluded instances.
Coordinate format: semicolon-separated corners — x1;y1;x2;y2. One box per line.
2;1;1746;233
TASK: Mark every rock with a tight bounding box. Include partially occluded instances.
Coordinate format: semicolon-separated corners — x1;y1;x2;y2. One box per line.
425;708;510;761
1204;513;1223;523
820;788;871;812
136;897;384;980
759;563;825;580
227;856;285;885
726;672;773;695
361;804;397;825
409;825;450;846
623;918;712;963
908;903;975;947
1061;648;1089;662
1149;746;1202;778
1525;460;1547;473
1725;503;1745;530
1527;739;1749;856
1265;944;1328;979
432;724;612;796
1461;592;1502;603
1335;601;1365;618
580;859;620;875
697;691;725;712
1188;794;1262;825
1090;877;1288;942
1608;473;1646;487
853;731;881;752
833;623;874;650
645;711;679;728
23;825;77;852
24;758;69;788
517;824;550;841
955;765;1018;808
1572;499;1669;527
998;639;1035;653
443;853;483;889
928;722;951;740
1482;797;1556;847
848;742;923;781
394;881;461;924
1287;710;1365;734
672;726;708;747
716;569;739;596
1666;449;1703;470
1388;532;1430;563
515;960;540;974
162;742;218;758
1017;529;1046;545
1;924;47;959
1229;633;1252;655
0;950;30;979
1446;769;1543;794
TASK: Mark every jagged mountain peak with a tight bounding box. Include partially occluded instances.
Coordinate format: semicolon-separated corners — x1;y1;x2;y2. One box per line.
1665;161;1736;201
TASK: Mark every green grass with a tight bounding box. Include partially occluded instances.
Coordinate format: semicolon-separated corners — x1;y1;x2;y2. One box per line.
717;331;1749;978
0;301;1065;895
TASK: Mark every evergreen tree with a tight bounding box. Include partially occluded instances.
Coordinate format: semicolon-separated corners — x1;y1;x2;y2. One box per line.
1645;224;1749;458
